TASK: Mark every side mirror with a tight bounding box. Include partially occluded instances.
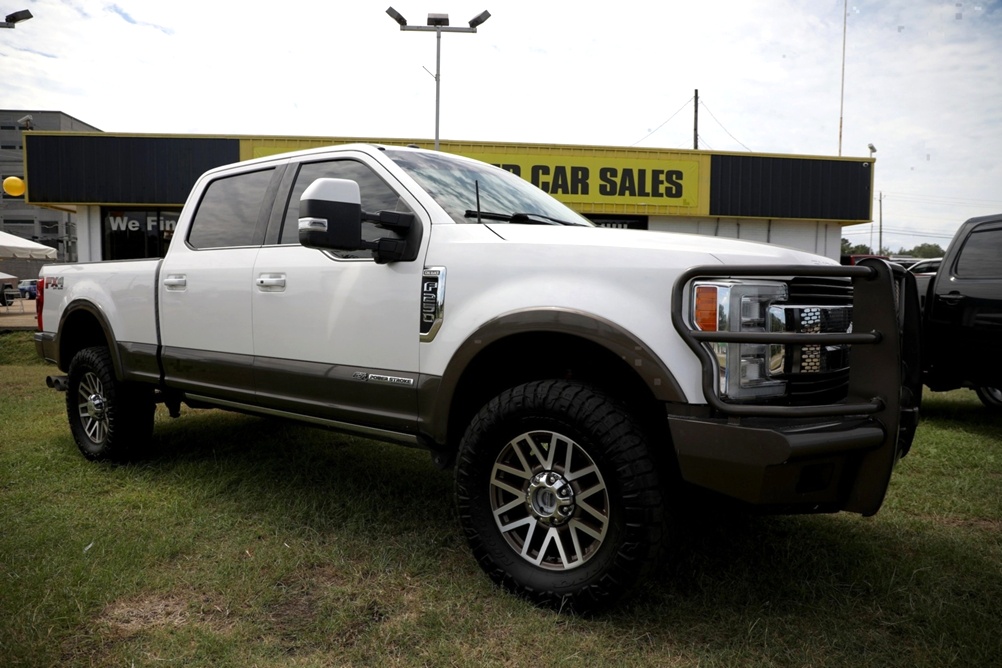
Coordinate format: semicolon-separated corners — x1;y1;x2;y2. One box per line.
298;178;364;250
298;178;420;264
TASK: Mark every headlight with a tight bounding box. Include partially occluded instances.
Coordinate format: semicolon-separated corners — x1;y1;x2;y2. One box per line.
691;280;789;401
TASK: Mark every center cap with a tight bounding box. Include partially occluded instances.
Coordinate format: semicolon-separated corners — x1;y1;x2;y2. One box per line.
526;471;576;527
86;394;107;420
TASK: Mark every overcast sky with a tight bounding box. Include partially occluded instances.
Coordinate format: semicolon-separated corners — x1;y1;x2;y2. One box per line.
3;0;1000;254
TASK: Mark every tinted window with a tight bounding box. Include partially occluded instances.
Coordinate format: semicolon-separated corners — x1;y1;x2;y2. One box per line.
956;226;1002;278
279;160;413;258
188;169;274;249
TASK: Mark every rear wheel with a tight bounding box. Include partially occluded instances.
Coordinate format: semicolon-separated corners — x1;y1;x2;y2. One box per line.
455;380;663;613
975;386;1002;412
66;346;155;461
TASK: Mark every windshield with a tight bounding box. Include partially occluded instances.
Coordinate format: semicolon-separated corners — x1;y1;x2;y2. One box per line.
385;149;593;227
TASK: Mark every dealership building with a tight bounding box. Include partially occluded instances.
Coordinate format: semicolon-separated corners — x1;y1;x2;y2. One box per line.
2;110;874;265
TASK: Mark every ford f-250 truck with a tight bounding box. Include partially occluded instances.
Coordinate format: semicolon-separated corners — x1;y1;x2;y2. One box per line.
34;144;921;612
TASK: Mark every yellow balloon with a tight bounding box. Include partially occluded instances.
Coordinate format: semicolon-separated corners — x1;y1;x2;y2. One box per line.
2;176;26;197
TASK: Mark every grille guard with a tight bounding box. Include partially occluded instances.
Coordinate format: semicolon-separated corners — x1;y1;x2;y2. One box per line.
671;259;921;421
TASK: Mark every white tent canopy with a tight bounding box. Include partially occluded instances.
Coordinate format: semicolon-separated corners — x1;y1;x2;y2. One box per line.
0;230;57;259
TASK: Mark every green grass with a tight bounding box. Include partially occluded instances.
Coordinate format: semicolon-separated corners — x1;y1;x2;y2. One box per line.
1;331;1000;667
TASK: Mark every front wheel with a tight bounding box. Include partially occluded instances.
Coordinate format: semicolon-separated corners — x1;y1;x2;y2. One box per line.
975;386;1002;412
66;346;155;461
455;380;664;613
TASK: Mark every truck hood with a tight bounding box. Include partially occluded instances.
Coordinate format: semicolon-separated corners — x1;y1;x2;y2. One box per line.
484;224;839;266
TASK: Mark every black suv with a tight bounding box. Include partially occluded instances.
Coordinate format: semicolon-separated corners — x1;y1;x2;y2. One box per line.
922;214;1002;409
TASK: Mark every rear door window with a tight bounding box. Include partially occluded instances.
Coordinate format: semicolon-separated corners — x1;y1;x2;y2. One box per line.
188;168;275;249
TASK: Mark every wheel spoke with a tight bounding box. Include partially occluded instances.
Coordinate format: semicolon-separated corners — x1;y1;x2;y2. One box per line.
520;518;539;558
564;463;596;482
522;433;556;470
493;461;531;480
534;527;571;568
576;496;608;525
569;517;605;541
493;496;525;519
498;515;533;534
490;478;524;498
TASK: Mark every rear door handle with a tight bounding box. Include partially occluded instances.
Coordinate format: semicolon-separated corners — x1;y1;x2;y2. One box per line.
163;275;187;290
939;292;963;306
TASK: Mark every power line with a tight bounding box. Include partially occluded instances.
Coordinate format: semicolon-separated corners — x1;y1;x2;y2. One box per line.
880;192;1002;208
631;97;693;147
699;100;753;151
842;227;954;240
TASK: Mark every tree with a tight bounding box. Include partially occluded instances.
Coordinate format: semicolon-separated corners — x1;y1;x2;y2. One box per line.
841;238;872;255
902;243;944;258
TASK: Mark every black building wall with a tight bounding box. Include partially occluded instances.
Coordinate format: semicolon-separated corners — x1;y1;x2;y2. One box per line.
24;134;239;206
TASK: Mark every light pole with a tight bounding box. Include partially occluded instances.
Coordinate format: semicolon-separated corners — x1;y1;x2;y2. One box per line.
1;8;32;28
386;7;490;151
868;144;880;253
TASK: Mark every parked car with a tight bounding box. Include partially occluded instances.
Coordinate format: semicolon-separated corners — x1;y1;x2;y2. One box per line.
921;216;1002;410
909;258;942;310
908;258;942;275
890;256;920;269
18;279;37;299
840;253;890;265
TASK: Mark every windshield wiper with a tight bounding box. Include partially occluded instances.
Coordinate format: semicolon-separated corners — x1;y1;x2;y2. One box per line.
464;210;574;226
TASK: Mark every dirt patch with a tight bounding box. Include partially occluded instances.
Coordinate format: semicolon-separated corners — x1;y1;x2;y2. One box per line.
61;590;234;664
102;594;190;633
928;515;1002;533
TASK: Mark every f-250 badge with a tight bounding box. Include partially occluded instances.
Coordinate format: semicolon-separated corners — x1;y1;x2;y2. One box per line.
421;267;446;342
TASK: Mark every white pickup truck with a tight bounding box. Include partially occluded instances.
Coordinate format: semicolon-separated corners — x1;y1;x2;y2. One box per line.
35;143;921;611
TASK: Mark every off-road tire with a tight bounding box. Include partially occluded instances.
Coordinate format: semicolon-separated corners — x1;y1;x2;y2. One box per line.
66;346;155;461
975;386;1002;412
455;380;663;613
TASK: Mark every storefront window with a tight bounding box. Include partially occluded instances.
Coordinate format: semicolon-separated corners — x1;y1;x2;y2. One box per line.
101;208;180;260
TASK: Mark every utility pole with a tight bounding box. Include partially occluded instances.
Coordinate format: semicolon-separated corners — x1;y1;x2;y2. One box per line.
878;191;883;254
838;0;847;156
693;89;699;149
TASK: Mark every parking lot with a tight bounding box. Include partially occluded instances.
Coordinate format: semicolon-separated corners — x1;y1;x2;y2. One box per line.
0;297;37;330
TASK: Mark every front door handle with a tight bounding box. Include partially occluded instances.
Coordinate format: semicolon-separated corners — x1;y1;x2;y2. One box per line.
939;292;963;306
256;274;287;291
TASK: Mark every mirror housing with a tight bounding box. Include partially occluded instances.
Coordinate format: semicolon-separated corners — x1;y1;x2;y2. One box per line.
298;178;419;264
299;178;363;249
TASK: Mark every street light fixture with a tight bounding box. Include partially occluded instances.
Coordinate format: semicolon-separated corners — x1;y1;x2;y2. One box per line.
386;6;490;150
2;8;32;28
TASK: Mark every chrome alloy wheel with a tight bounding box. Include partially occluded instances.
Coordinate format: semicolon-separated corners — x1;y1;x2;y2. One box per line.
489;430;609;570
77;371;109;445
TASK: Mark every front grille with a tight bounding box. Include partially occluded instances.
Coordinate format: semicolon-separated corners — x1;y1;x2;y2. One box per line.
777;278;853;404
787;276;852;304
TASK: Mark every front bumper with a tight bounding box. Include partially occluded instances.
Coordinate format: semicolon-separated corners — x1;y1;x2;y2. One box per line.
668;259;922;516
